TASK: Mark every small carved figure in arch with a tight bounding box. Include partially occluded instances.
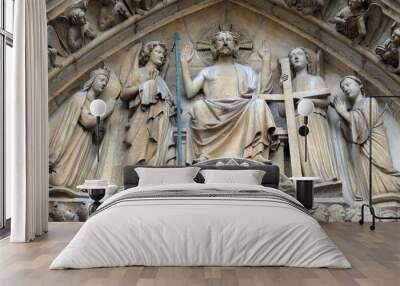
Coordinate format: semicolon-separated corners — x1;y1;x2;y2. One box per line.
284;0;324;16
376;22;400;74
332;0;369;42
67;6;97;53
98;0;131;31
125;0;163;16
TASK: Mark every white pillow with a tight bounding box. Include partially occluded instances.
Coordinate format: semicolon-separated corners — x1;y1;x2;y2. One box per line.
135;167;201;186
200;169;265;185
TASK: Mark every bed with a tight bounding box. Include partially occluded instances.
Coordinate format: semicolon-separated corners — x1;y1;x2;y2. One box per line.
50;164;351;269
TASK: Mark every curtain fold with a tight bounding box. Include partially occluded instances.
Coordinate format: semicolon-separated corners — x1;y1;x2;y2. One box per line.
7;0;49;242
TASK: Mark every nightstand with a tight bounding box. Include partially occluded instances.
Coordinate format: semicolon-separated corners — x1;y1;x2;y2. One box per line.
290;177;320;210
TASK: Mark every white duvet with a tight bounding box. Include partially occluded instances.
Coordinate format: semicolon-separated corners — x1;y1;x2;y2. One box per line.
50;183;351;269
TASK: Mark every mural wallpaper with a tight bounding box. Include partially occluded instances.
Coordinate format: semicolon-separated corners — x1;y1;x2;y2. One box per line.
46;0;400;222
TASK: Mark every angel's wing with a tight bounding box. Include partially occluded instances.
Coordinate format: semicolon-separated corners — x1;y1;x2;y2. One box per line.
363;4;387;47
50;17;73;54
48;25;68;57
119;42;143;87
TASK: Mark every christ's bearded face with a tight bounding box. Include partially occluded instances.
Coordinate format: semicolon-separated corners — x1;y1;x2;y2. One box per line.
212;32;237;58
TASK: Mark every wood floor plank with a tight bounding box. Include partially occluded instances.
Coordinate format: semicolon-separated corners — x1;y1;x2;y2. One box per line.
0;222;399;286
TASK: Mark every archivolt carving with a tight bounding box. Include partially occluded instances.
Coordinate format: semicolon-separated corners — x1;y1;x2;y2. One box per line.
48;0;400;107
376;22;400;73
283;0;324;16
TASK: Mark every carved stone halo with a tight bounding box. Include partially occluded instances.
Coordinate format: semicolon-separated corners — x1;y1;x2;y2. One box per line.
194;24;254;66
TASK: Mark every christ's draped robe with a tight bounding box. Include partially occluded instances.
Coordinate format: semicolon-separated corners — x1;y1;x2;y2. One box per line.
343;97;400;197
293;74;339;181
123;67;176;165
186;63;279;163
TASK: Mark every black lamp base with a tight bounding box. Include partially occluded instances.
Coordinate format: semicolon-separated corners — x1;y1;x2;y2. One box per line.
295;180;314;210
87;188;106;215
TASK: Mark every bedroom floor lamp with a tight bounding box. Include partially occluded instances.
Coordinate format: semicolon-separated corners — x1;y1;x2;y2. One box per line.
359;95;400;230
84;99;108;215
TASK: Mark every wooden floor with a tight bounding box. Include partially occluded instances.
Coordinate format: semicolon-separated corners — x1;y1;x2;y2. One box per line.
0;223;399;286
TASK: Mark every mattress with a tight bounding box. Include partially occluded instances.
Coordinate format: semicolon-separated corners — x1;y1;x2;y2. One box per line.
50;183;351;269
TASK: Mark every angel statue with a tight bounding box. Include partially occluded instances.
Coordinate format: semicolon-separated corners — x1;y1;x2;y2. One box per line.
281;47;339;182
332;76;400;201
180;28;279;163
67;6;97;52
376;22;400;73
49;67;117;189
120;41;176;166
332;0;369;41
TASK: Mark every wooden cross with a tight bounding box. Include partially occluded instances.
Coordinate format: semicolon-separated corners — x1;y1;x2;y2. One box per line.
258;58;330;177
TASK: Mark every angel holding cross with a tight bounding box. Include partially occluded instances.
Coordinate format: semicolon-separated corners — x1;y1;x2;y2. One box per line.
180;28;279;164
281;47;339;182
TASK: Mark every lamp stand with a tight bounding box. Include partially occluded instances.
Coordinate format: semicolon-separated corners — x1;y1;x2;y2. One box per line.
96;116;100;163
359;95;400;230
298;116;309;162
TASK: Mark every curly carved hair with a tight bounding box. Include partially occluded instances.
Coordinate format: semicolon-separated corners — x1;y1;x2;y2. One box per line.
139;41;168;69
348;0;369;10
68;7;87;25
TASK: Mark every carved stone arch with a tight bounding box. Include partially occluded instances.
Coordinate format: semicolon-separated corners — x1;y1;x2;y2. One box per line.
48;0;400;112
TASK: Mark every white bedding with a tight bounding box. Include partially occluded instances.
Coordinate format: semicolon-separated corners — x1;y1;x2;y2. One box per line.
50;183;351;269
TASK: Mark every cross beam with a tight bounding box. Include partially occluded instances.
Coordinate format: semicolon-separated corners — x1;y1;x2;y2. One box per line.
256;59;331;177
278;58;302;177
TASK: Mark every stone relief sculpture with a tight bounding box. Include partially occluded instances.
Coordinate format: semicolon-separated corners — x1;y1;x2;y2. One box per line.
283;47;339;182
67;6;97;52
327;204;345;222
125;0;163;15
376;22;400;73
332;0;368;41
98;0;131;31
284;0;324;15
181;28;279;163
120;41;176;165
48;25;67;69
49;67;116;189
333;76;400;201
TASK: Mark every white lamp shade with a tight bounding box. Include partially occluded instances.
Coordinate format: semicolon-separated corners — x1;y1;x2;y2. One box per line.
297;99;314;116
90;99;107;117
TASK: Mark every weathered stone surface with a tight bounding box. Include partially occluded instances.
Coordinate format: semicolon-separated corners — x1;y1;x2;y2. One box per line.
47;0;400;221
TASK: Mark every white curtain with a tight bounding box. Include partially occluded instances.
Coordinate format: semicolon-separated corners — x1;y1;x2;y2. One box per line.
7;0;49;242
